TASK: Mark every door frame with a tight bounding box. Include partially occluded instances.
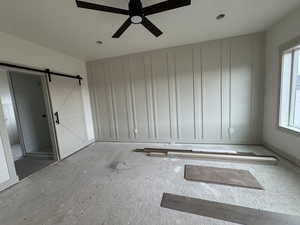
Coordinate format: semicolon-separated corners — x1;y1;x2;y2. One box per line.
0;98;19;191
41;74;60;160
7;71;26;157
6;69;60;161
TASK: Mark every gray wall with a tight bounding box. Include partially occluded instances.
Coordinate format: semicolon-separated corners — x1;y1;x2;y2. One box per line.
263;7;300;162
10;72;52;153
88;32;265;144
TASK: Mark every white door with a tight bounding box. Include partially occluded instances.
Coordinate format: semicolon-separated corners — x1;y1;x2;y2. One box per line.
48;76;88;159
0;100;18;191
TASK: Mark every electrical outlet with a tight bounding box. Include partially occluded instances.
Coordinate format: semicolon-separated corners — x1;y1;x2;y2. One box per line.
134;128;138;134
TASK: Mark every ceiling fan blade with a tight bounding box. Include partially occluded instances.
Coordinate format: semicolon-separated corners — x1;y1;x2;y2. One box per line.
143;0;191;16
76;0;129;15
141;17;163;37
112;18;132;38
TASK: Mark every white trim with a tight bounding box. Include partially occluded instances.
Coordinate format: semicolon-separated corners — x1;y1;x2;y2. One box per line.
95;139;261;145
278;41;300;135
263;142;300;168
0;99;19;192
8;71;60;160
278;125;300;135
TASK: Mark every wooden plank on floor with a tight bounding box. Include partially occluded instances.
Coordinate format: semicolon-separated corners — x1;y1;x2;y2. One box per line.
144;148;193;153
161;193;300;225
143;148;244;155
168;152;278;165
184;165;263;189
146;151;278;165
142;148;277;158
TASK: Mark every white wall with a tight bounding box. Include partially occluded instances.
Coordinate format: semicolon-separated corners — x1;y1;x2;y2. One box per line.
88;32;265;144
0;32;94;143
263;7;300;162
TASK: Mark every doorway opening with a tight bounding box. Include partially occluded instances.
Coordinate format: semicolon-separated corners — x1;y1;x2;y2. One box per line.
0;69;58;180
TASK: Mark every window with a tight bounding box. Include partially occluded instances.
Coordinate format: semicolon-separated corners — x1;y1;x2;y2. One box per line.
279;46;300;132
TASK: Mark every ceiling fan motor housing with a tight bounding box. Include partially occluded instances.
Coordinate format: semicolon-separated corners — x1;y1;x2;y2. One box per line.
129;0;143;23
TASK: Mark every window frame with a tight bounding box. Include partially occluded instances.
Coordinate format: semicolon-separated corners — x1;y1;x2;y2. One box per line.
278;38;300;135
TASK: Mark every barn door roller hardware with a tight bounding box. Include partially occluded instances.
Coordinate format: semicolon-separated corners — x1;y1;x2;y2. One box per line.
0;62;83;85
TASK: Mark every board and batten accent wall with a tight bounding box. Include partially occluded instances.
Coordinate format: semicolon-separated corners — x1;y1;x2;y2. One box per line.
87;32;265;144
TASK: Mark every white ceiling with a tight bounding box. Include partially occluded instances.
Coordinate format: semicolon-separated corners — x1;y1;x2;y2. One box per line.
0;0;300;61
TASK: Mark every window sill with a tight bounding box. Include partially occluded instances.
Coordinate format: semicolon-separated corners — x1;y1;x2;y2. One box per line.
278;125;300;136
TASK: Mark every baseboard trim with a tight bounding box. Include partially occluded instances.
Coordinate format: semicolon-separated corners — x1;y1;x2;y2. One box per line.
95;139;262;145
0;176;19;193
262;142;300;168
62;140;96;160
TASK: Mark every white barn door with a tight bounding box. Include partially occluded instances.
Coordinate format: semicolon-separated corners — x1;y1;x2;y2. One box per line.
48;76;88;159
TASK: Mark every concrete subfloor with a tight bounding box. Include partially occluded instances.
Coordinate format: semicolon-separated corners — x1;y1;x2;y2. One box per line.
0;142;300;225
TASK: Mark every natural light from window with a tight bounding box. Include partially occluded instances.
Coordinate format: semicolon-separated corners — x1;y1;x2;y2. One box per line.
279;46;300;132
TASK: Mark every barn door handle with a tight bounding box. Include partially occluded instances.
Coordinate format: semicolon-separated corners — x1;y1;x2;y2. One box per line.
54;112;60;124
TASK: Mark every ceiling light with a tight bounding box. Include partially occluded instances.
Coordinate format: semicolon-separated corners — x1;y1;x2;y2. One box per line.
131;15;142;24
216;14;226;20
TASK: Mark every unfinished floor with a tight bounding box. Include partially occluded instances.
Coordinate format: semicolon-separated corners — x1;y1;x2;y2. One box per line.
0;142;300;225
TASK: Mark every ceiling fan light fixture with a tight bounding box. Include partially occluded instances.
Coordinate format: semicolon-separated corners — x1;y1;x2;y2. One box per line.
131;15;142;24
76;0;192;38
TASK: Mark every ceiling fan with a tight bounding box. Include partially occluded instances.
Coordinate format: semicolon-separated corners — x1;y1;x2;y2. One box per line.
75;0;191;38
